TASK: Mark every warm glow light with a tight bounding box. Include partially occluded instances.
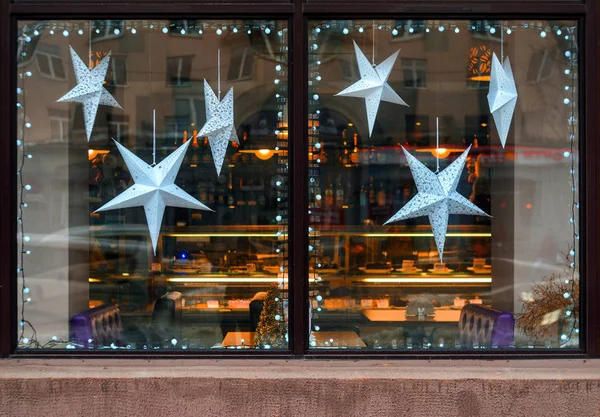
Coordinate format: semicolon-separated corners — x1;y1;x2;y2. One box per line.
431;148;452;159
481;123;488;127
88;278;101;283
88;149;110;160
255;149;275;160
122;272;130;277
164;233;287;237
348;123;354;127
166;276;314;283
357;233;491;237
415;122;421;126
469;75;491;82
526;203;533;209
363;277;492;284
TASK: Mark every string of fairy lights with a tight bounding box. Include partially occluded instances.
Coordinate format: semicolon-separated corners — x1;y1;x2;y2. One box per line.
308;20;580;349
16;20;289;349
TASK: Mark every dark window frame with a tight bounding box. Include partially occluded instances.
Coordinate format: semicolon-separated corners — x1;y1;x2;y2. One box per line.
0;0;597;360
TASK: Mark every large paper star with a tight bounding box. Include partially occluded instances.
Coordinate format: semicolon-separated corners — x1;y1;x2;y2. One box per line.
198;80;239;176
487;53;518;148
57;46;122;141
335;40;408;137
96;139;213;254
384;146;490;261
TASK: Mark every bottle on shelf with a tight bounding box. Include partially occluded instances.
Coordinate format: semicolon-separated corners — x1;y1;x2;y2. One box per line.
325;183;334;208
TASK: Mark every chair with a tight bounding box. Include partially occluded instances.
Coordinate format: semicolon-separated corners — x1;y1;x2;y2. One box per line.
458;304;514;348
69;304;123;348
151;292;183;343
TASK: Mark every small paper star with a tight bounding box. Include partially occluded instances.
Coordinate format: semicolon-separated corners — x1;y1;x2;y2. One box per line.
335;40;408;137
57;46;122;141
385;146;490;261
488;53;518;148
199;80;239;176
96;139;213;254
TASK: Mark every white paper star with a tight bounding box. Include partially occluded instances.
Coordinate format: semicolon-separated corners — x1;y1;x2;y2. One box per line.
487;53;518;148
384;146;490;261
198;80;239;176
335;40;408;137
57;46;122;141
96;139;213;254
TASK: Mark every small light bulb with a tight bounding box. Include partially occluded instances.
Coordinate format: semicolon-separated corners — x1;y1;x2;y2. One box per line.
454;27;460;33
274;79;280;84
78;29;83;35
391;28;398;36
316;295;323;301
276;215;282;222
343;28;349;35
171;338;177;346
358;27;364;33
24;287;30;294
27;154;32;159
23;338;29;344
313;94;319;100
233;27;238;33
276;64;282;71
557;29;562;36
564;292;571;299
265;27;271;34
25;297;31;302
561;334;568;341
24;236;30;242
409;27;414;33
131;28;136;34
62;30;69;37
540;31;547;38
570;250;575;256
564;98;570;104
565;69;571;75
564;151;571;158
247;29;251;34
25;184;32;191
276;181;282;186
438;26;444;32
49;29;55;35
490;27;496;34
275;315;281;321
33;30;39;36
216;28;222;35
162;27;168;34
315;194;322;200
565;51;572;57
25;122;31;128
507;28;512;34
316;75;322;81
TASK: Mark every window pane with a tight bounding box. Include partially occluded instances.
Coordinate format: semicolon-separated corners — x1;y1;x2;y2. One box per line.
308;20;580;350
16;20;289;351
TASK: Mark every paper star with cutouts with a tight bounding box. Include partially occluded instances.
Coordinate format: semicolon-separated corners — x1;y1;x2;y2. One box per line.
57;46;121;141
487;53;518;148
384;146;490;261
335;40;408;137
199;80;239;176
95;139;213;254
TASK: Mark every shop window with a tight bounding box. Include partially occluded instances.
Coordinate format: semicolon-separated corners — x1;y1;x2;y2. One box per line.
35;50;66;80
106;56;128;87
166;56;193;87
15;19;289;351
308;19;580;351
227;47;255;81
402;58;428;89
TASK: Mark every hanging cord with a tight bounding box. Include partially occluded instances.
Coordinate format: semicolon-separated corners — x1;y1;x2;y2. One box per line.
500;21;504;64
372;21;376;66
218;48;221;100
435;117;440;173
89;20;92;69
152;109;156;166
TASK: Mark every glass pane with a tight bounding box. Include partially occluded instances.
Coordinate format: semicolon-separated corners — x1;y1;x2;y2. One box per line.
308;20;580;350
16;20;289;351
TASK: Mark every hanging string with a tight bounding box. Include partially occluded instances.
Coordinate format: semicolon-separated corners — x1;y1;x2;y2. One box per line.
218;48;221;100
500;21;504;64
152;109;156;166
436;117;440;173
372;21;376;66
89;20;92;69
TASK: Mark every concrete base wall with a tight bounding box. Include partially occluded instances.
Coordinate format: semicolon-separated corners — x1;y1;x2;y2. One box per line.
1;359;600;417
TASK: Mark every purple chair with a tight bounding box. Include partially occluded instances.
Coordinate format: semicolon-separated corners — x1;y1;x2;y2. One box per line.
69;304;123;348
458;304;514;348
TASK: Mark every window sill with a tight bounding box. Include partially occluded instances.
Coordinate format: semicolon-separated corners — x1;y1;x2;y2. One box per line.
1;359;599;415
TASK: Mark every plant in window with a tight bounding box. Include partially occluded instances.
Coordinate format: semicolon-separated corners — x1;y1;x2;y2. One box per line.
255;283;286;348
516;250;579;341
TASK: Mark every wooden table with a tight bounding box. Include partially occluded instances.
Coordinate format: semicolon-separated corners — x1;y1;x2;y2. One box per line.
222;331;366;348
362;308;462;323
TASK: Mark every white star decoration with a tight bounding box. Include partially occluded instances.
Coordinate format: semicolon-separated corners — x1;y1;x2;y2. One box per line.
96;139;213;254
57;46;122;141
199;80;239;176
384;146;490;261
335;40;409;137
487;53;518;148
